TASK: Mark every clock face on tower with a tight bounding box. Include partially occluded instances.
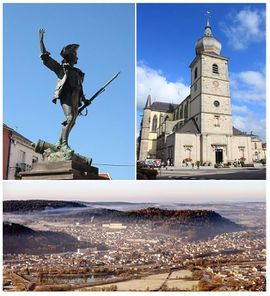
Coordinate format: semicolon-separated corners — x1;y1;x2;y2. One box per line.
213;80;219;87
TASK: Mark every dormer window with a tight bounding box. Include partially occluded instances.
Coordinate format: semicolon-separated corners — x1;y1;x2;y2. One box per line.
212;64;219;74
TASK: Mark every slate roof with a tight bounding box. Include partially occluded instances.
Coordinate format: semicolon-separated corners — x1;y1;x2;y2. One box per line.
174;118;200;134
232;126;247;136
150;102;178;112
232;126;258;137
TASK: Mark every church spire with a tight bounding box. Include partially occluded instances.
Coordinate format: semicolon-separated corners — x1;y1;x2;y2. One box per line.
144;94;152;109
195;12;221;55
204;11;212;37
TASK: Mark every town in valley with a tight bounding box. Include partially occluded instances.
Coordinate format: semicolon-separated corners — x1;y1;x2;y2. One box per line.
3;201;266;292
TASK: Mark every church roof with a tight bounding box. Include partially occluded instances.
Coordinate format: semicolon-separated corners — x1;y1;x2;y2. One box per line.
233;126;262;138
149;101;178;112
233;126;248;136
174;118;200;134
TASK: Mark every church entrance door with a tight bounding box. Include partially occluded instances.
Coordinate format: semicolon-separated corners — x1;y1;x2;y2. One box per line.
215;149;223;164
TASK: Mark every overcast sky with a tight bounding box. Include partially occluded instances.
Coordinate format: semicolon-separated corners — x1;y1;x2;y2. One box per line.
3;180;265;203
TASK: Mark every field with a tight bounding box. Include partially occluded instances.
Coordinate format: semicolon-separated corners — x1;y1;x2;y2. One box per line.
80;273;169;291
166;279;199;290
170;269;193;278
79;270;199;291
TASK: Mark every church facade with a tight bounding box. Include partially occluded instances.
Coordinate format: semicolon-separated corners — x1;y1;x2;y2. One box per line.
138;19;266;166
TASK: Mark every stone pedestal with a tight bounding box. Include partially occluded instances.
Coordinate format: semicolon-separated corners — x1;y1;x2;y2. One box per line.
20;139;108;180
20;160;106;180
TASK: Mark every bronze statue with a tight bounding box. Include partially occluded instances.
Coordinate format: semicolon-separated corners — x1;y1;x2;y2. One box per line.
39;28;90;151
38;29;120;164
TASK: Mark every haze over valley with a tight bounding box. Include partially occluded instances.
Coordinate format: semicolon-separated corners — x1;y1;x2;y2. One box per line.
3;200;266;291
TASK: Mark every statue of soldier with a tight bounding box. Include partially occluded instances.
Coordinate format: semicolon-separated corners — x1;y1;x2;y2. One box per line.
39;29;90;151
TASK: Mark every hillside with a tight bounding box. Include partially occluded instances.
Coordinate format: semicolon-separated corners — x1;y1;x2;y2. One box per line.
3;222;103;255
63;207;244;240
3;202;244;241
3;200;86;213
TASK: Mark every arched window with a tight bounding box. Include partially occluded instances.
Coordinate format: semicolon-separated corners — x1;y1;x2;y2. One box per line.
152;115;158;132
194;67;198;80
184;103;188;118
212;64;219;74
180;106;183;119
165;115;169;121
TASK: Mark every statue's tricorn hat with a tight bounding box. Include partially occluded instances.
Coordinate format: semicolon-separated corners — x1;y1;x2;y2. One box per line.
60;44;80;58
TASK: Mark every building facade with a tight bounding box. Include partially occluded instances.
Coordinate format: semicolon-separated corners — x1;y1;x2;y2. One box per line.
138;19;265;166
3;124;43;179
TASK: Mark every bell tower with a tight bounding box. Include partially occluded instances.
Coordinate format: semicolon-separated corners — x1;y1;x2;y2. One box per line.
189;14;233;136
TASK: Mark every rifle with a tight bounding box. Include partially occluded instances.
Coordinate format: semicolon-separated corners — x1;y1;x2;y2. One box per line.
62;71;121;126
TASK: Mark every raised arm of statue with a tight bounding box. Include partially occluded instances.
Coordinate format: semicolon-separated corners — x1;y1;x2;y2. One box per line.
39;28;50;56
39;28;61;76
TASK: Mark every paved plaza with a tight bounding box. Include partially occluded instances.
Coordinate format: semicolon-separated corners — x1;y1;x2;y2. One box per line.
156;165;266;180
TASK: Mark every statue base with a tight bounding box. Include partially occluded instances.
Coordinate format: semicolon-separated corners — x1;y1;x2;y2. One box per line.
20;159;107;180
19;139;108;180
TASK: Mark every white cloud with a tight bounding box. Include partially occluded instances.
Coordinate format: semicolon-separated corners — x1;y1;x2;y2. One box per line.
221;8;265;50
230;69;265;140
136;64;265;140
230;70;265;103
231;104;249;114
238;71;265;89
137;63;190;108
233;114;266;141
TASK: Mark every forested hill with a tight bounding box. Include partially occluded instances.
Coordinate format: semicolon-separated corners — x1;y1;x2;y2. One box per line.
3;222;107;255
3;200;86;213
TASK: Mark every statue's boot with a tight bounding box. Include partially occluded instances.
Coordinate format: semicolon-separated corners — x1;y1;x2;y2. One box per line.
58;126;70;149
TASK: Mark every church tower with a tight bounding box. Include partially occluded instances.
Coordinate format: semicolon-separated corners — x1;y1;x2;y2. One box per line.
189;16;233;135
189;16;233;163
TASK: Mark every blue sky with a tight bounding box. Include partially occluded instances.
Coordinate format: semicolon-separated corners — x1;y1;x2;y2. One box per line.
3;3;135;180
137;3;266;141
